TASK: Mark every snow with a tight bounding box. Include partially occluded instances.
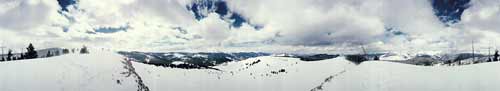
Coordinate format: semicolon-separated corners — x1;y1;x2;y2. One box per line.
379;51;446;61
380;53;411;60
133;56;356;91
171;61;185;65
193;54;208;58
322;61;500;91
0;50;356;91
0;50;140;91
167;53;185;58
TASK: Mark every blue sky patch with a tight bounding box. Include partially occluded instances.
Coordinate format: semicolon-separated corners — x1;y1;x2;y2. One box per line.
93;25;130;34
431;0;470;26
188;0;257;29
57;0;77;12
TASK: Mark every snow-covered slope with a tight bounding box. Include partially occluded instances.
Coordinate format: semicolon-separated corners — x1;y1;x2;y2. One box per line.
0;50;145;91
322;61;500;91
133;56;355;91
379;52;411;60
2;50;500;91
0;50;356;91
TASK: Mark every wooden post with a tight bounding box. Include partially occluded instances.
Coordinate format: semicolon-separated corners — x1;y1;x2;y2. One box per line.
1;46;4;59
472;40;475;64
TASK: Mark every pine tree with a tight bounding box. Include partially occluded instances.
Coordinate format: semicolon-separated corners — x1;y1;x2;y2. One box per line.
62;49;70;54
0;57;4;61
25;43;38;59
80;46;89;54
46;51;52;57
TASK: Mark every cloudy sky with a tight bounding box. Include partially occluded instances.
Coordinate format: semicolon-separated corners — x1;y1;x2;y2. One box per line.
0;0;500;53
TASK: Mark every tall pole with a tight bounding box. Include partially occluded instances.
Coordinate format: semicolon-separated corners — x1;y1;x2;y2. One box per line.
487;45;491;62
20;48;23;57
1;41;3;59
489;47;491;57
472;40;475;63
361;44;367;56
1;47;4;58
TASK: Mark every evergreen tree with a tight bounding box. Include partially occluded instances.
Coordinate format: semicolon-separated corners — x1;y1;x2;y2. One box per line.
1;57;4;61
345;55;368;64
25;43;38;59
62;49;70;54
80;46;89;54
46;51;52;57
6;49;12;61
494;50;499;61
374;56;380;60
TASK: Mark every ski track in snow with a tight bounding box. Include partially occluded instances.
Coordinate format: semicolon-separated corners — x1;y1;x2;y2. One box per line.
310;61;357;91
121;59;150;91
310;69;348;91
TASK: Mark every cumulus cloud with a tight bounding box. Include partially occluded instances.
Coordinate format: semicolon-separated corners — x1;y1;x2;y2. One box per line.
191;13;231;43
0;0;57;30
226;0;443;49
223;0;500;52
226;0;387;46
462;0;500;32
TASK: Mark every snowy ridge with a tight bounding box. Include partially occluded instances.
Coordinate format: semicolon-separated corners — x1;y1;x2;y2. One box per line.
322;61;500;91
118;51;270;69
0;50;146;91
2;50;500;91
133;56;356;91
0;50;355;91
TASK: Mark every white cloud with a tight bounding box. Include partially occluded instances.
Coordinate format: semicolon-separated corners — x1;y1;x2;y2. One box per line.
0;0;58;30
191;13;231;43
462;0;500;32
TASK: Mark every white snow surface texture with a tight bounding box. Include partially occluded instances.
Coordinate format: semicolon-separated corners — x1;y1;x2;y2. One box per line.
1;50;499;91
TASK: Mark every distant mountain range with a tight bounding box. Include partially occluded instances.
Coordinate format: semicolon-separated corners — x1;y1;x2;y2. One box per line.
118;51;270;70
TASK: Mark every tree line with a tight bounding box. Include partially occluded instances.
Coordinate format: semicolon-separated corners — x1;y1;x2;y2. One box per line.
0;43;38;61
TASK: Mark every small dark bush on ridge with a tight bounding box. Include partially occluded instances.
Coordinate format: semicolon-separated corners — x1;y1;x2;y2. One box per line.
345;55;368;64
